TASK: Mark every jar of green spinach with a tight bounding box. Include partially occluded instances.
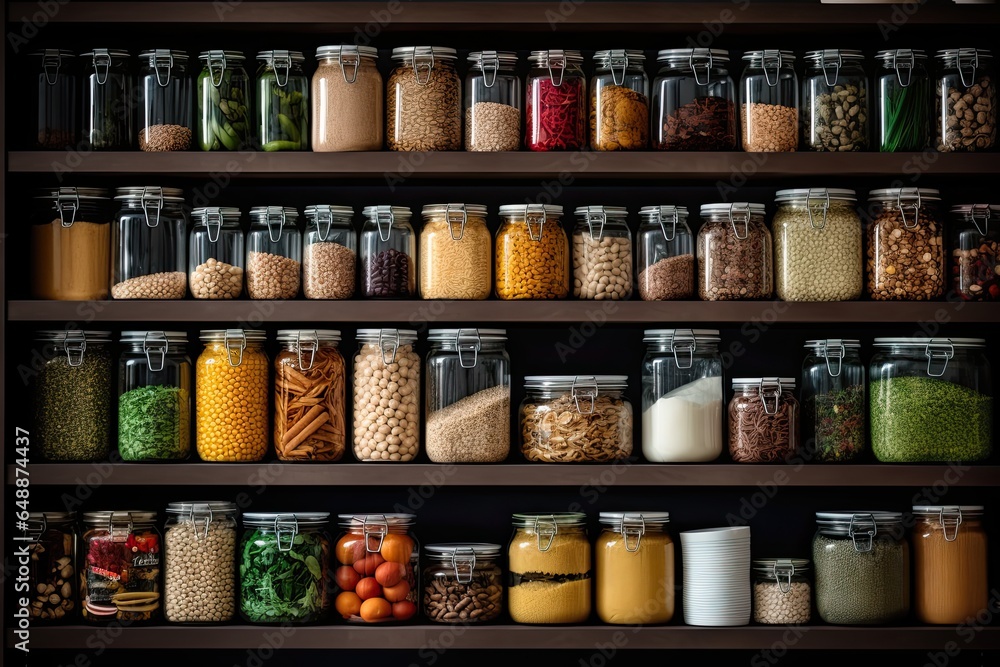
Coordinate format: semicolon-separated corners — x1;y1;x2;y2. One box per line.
801;339;865;463
870;337;992;462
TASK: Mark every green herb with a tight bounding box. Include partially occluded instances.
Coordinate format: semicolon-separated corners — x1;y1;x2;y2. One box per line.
803;384;865;462
34;349;112;461
879;77;930;152
118;385;191;460
240;530;329;623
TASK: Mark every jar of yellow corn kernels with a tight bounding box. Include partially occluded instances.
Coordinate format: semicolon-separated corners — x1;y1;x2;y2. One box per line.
196;329;269;461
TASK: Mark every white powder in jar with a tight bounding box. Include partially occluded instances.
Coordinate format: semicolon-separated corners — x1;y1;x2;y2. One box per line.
642;376;723;462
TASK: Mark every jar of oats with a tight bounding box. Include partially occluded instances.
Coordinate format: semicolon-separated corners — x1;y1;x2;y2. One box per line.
419;204;491;300
867;188;944;301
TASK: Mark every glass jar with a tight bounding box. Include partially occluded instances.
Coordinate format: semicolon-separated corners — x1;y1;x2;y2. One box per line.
111;186;188;299
773;188;863;302
313;45;383;152
352;329;421;462
526;50;587;151
870;337;992;462
801;340;865;463
163;501;238;623
637;205;694;301
465;51;521;152
595;512;674;625
653;49;736;151
81;510;162;624
520;375;633;462
31;186;111;300
495;204;569;300
118;331;192;461
82;49;133;150
591;49;649;151
24;512;77;623
360;205;416;298
508;513;590;624
423;543;503;623
572;206;633;300
867;187;944;300
740;50;798;152
31;49;77;149
246;206;301;299
729;377;799;463
802;49;869;152
303;205;357;299
697;202;773;300
426;328;511;463
333;513;418;623
951;204;1000;301
875;49;931;152
641;329;723;463
912;505;988;625
189;207;244;299
274;329;347;461
32;330;113;462
197;50;251;151
752;558;811;625
195;329;269;462
419;203;491;300
138;49;193;151
935;48;996;152
257;50;309;151
387;46;461;151
240;513;331;624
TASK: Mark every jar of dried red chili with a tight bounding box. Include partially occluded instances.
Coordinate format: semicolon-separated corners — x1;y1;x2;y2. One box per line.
652;49;737;151
526;50;587;151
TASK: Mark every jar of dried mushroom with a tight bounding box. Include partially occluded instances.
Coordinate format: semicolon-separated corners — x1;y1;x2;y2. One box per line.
31;49;77;149
388;46;461;151
313;45;383;152
866;187;944;301
423;543;503;623
935;48;995;153
189;207;244;299
246;206;301;299
509;513;590;624
637;205;694;301
875;49;931;152
197;50;252;151
752;558;811;625
652;49;737;151
591;49;649;151
951;204;1000;301
773;188;863;302
275;330;347;461
138;49;193;151
426;328;510;463
419;203;491;300
256;50;309;151
303;205;357;299
361;205;416;298
801;339;865;463
164;501;237;623
32;186;111;300
527;50;587;151
353;329;421;462
596;512;674;625
25;512;77;623
740;50;798;152
82;48;133;150
496;204;569;300
111;186;188;299
729;377;799;464
572;205;633;300
465;51;521;152
697;202;773;300
802;49;869;152
520;375;633;462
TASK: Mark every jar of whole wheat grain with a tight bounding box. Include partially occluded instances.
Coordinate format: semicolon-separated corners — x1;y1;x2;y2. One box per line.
313;45;383;152
387;47;461;151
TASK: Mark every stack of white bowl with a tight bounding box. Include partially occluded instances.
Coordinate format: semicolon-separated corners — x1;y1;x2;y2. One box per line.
680;526;751;626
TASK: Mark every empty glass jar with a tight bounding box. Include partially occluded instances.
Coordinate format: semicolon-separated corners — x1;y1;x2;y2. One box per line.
111;186;188;299
32;187;111;300
875;49;930;152
387;46;461;151
197;50;251;151
312;45;383;152
951;204;1000;301
801;339;865;463
572;206;633;300
729;377;799;463
360;205;416;298
653;48;736;151
740;50;798;152
465;51;521;152
189;207;244;299
637;205;694;301
303;205;357;299
526;50;587;151
82;49;133;150
802;49;868;152
935;48;995;152
246;206;301;299
591;49;649;151
138;49;193;151
495;204;569;300
257;50;309;151
31;49;77;149
697;202;773;300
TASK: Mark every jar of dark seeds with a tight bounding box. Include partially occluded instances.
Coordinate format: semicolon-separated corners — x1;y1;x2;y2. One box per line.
728;377;798;463
697;202;773;300
802;49;869;152
423;543;503;623
360;206;416;298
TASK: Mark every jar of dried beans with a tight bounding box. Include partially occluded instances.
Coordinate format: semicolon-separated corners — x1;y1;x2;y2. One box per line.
740;50;798;152
313;45;383;152
697;202;773;300
802;49;869;152
508;513;591;624
164;501;238;623
951;204;1000;301
866;187;944;301
303;205;356;299
637;205;694;301
423;543;503;623
189;207;244;299
246;206;301;299
361;205;416;298
465;51;521;152
752;558;811;625
82;48;133;150
875;49;931;152
728;377;799;463
935;48;995;153
652;49;737;151
572;206;633;300
25;512;77;623
31;49;77;149
595;512;675;625
526;50;587;151
138;49;193;151
388;46;461;151
591;49;649;151
32;186;111;300
801;339;865;463
419;203;491;300
256;50;309;151
111;186;188;299
495;204;569;300
81;510;162;623
197;50;251;151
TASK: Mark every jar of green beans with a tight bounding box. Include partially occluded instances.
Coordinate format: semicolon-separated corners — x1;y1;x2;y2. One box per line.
197;51;252;151
875;49;930;152
256;50;309;151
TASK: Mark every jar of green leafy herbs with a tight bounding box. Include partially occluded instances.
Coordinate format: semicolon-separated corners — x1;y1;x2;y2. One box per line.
240;513;331;624
875;49;930;152
256;50;309;151
801;340;865;463
197;50;252;151
118;331;192;461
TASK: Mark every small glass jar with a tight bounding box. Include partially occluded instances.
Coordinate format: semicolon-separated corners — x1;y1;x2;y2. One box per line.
256;50;309;151
240;512;331;624
426;328;511;463
697;202;773;300
274;329;347;461
189;207;244;299
246;206;301;299
24;512;77;623
912;505;988;625
596;512;674;625
740;50;798;152
111;186;188;299
870;337;992;463
419;203;491;300
423;543;503;623
312;45;383;152
164;501;238;623
867;188;944;301
520;375;633;462
352;329;421;462
641;329;723;463
653;49;737;151
31;187;111;300
875;49;931;152
197;50;252;151
465;51;521;152
303;205;357;299
591;49;649;151
526;50;587;151
508;513;590;624
752;558;811;625
572;206;633;300
637;205;694;301
801;340;865;463
195;329;269;462
951;204;1000;301
935;48;996;152
360;205;416;298
81;510;162;624
802;49;869;152
729;377;799;463
387;46;461;151
333;513;419;623
82;49;133;150
495;204;569;300
31;49;77;149
138;49;193;151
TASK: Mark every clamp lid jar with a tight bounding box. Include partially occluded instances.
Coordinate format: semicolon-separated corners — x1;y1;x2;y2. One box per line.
935;48;995;152
950;204;1000;301
729;377;799;463
740;50;798;153
423;543;503;624
32;187;112;300
697;202;773;301
752;558;812;625
466;51;521;151
591;49;649;151
256;50;309;151
802;49;869;152
387;47;461;152
653;48;736;151
137;49;193;151
801;339;865;463
312;45;383;152
302;205;357;300
189;207;244;299
495;204;569;300
875;49;930;152
526;50;587;151
419;203;491;300
31;49;78;149
637;205;694;301
360;205;416;298
82;48;133;150
246;206;302;299
508;513;590;624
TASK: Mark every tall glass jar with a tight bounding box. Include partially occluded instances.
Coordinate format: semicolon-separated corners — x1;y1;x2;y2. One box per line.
32;187;111;300
637;205;694;301
867;187;944;301
138;49;193;151
197;50;251;151
419;203;491;300
595;512;674;625
246;206;301;299
912;505;988;625
195;329;269;462
875;49;930;152
641;329;723;463
360;205;416;298
387;46;461;151
870;337;992;462
25;512;77;623
526;50;587;151
313;45;383;152
572;206;633;300
118;331;192;461
740;50;798;152
256;50;309;151
82;49;133;150
495;204;569;300
31;49;77;149
303;205;357;299
425;328;510;463
111;186;188;299
352;329;421;462
591;49;649;151
274;329;347;461
697;202;773;300
465;51;521;152
189;207;244;299
935;48;996;152
752;558;811;625
729;377;798;463
802;49;868;152
164;501;238;623
423;543;503;623
653;49;736;151
951;204;1000;301
508;513;590;624
801;340;865;463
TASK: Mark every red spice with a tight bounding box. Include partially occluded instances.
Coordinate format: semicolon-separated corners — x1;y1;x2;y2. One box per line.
527;77;586;151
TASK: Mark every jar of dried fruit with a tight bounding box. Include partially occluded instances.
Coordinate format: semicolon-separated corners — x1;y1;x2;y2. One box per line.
801;339;865;463
802;49;869;152
465;51;521;152
951;204;1000;301
387;46;461;151
246;206;301;299
419;203;491;300
572;206;633;300
495;204;569;300
303;205;357;299
82;48;133;150
636;205;694;301
740;50;798;152
196;50;252;151
360;205;416;298
591;49;649;151
697;202;773;300
111;186;188;299
526;50;587;151
508;513;591;624
30;49;77;149
256;50;309;151
138;49;193;151
81;510;162;623
312;45;383;152
32;186;112;300
423;543;503;623
875;49;931;152
728;377;799;463
25;512;77;623
189;207;244;299
652;49;737;151
866;187;944;301
935;48;996;153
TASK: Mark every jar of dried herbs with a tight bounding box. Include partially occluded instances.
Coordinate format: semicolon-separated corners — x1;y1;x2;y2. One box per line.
590;49;649;151
951;204;1000;301
697;202;773;300
801;339;865;463
875;49;930;152
197;50;252;151
652;49;736;151
728;377;798;463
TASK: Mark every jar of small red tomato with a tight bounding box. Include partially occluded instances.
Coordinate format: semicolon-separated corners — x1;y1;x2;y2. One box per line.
526;50;587;151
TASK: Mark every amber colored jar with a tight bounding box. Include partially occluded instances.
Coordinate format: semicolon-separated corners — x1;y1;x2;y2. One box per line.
595;512;674;625
912;505;988;625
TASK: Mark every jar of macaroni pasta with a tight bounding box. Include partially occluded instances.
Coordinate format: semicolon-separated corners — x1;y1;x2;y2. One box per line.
596;512;674;625
912;505;988;625
419;204;491;300
508;513;590;624
352;329;421;462
495;204;569;300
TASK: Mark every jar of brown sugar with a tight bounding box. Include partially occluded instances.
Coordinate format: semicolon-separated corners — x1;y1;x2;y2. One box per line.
912;505;988;625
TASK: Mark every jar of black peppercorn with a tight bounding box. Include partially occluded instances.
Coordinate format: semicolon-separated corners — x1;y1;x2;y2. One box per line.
360;206;416;298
